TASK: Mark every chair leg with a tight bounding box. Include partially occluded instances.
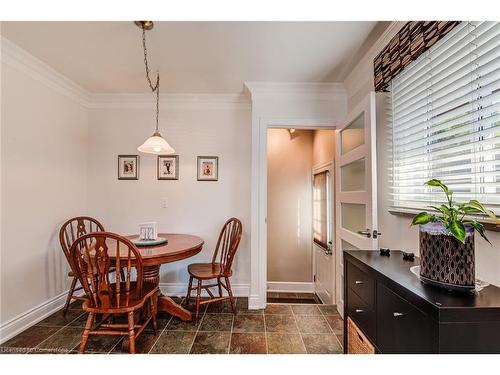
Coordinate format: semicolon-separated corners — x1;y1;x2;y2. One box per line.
150;293;158;335
127;311;136;354
79;312;95;354
217;277;223;297
63;277;78;316
185;275;193;306
225;277;236;314
195;278;202;324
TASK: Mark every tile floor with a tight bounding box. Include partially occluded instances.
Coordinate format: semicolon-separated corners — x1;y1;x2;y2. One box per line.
0;296;343;354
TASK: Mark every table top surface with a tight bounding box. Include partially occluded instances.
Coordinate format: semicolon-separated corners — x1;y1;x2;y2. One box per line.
124;233;204;265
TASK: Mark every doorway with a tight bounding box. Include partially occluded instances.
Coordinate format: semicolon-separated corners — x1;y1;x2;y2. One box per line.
266;128;335;305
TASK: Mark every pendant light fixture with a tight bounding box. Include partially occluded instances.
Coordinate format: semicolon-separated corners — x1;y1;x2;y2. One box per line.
135;21;175;154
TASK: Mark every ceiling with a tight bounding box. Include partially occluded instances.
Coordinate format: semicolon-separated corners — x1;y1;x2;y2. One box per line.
1;21;380;94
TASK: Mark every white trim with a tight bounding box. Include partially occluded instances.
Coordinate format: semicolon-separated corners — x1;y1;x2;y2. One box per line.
0;36;91;106
245;81;346;101
0;291;69;344
267;281;314;293
159;282;250;298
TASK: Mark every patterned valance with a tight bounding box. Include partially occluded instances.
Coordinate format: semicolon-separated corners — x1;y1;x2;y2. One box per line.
374;21;461;92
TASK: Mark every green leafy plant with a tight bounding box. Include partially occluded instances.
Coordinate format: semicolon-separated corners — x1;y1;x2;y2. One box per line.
411;179;500;244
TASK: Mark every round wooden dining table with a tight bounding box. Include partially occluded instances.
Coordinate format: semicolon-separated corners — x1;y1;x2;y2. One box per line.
126;233;204;322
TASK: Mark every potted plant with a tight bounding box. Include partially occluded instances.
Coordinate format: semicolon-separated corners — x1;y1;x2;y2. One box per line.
411;179;500;291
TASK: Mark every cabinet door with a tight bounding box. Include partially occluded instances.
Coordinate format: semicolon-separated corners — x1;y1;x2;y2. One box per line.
376;283;435;353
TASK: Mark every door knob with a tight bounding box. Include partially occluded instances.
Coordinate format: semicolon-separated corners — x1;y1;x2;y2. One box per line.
357;229;371;238
373;230;382;238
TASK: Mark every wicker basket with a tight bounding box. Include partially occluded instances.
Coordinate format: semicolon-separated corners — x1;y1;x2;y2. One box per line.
347;317;375;354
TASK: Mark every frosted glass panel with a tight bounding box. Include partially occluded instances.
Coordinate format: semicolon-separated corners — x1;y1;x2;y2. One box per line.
341;158;365;191
341;203;366;233
341;240;360;251
341;113;365;154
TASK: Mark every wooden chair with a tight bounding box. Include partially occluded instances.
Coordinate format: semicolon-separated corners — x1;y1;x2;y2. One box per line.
59;216;123;316
70;232;159;354
185;218;242;323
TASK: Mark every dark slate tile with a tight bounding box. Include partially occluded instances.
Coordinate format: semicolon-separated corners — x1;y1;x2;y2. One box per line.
36;326;84;351
190;332;230;354
110;331;159;354
318;305;339;315
1;325;60;349
324;314;343;335
295;315;332;334
74;334;121;353
232;314;265;333
199;314;233;332
149;331;195;354
229;333;267;354
265;315;299;333
301;334;343;354
36;309;84;327
291;305;322;315
264;304;293;315
205;299;235;314
266;333;306;354
336;333;344;348
166;316;201;332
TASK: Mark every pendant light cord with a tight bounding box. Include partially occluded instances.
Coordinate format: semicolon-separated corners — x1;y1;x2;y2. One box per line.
141;27;160;133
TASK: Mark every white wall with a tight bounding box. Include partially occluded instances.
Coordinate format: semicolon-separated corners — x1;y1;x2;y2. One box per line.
343;23;500;286
1;61;88;325
312;129;335;167
86;101;252;288
267;129;313;283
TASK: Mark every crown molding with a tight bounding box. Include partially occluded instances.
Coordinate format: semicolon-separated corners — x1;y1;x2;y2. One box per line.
89;92;251;109
244;81;346;101
0;36;91;106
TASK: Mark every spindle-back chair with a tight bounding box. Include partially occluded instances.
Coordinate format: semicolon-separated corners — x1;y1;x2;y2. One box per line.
70;232;158;354
185;218;242;322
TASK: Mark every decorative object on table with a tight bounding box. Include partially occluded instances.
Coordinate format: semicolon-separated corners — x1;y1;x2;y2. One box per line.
134;21;175;155
379;247;390;256
197;156;218;181
70;232;159;354
118;155;139;180
131;236;168;247
185;217;242;323
157;155;179;180
402;251;415;261
411;179;500;291
139;222;158;241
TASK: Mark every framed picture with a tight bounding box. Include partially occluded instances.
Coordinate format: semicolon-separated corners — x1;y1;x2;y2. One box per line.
118;155;139;180
197;156;219;181
157;155;179;180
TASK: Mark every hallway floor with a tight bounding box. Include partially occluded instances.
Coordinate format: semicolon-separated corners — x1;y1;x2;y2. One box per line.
0;295;343;354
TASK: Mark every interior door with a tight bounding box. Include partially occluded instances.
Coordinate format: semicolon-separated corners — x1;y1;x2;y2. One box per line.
335;92;379;313
313;165;334;304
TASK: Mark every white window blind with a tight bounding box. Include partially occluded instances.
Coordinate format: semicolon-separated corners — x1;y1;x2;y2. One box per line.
313;171;330;249
389;21;500;215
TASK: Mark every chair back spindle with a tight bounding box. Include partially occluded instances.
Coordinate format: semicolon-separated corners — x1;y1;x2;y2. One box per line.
211;218;242;276
70;232;143;309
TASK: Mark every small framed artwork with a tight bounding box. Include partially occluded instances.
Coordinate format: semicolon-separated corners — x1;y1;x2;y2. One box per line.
118;155;139;180
197;156;219;181
157;155;179;180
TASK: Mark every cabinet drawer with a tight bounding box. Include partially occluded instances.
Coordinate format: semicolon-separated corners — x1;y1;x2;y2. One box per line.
376;283;433;353
347;288;375;340
347;261;375;308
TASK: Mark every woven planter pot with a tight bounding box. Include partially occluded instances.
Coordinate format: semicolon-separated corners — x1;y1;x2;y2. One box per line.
419;223;475;291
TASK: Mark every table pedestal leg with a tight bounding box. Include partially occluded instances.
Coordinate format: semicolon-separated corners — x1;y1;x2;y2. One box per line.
143;264;192;321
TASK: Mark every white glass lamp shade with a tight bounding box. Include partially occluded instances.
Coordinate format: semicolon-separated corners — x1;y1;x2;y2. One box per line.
137;132;175;154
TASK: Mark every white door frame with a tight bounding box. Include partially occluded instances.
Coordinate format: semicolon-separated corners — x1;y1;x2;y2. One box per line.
249;117;336;309
312;160;335;305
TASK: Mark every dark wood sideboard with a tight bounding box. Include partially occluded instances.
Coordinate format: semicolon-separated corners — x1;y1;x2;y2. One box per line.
343;250;500;353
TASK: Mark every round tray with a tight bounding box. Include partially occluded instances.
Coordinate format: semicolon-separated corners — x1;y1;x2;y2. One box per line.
130;236;168;247
410;265;489;293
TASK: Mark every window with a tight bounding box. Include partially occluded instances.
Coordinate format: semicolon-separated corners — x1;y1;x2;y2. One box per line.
389;21;500;215
313;170;330;249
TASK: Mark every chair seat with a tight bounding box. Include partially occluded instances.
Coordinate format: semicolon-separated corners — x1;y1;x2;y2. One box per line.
188;262;232;279
82;281;158;313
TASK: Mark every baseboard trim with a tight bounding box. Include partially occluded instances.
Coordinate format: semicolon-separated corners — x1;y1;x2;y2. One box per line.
159;282;250;298
0;291;70;345
267;281;315;293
